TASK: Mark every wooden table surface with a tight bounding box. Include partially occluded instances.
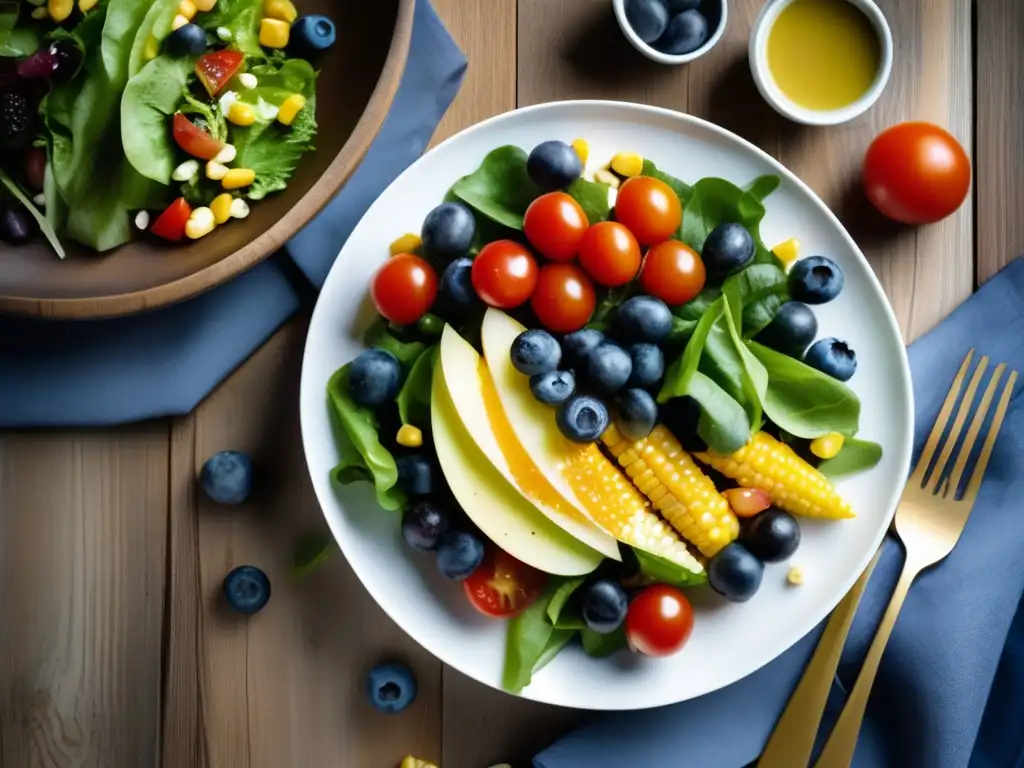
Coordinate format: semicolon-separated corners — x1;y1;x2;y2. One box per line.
2;1;1021;766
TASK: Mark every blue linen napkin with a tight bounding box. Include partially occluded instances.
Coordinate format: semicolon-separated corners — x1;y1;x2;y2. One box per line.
535;257;1024;768
0;0;466;428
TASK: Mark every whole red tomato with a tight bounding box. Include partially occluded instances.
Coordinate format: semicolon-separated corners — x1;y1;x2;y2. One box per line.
531;263;597;333
615;177;683;245
471;240;539;308
370;253;438;325
862;122;971;224
624;584;694;657
524;192;589;262
640;240;706;305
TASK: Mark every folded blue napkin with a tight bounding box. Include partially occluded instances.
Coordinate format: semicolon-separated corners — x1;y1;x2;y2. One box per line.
535;257;1024;768
0;0;466;428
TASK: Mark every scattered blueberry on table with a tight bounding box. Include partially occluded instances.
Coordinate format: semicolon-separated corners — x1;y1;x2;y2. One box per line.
200;450;253;505
366;662;417;715
805;338;858;381
223;565;271;614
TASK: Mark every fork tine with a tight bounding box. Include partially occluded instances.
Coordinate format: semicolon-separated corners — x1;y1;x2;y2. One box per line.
911;350;975;485
942;364;1005;497
926;356;989;491
958;369;1018;504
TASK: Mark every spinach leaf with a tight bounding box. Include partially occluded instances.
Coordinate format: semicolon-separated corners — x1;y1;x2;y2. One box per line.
364;323;429;372
102;0;154;85
567;177;612;223
747;341;861;439
634;549;706;587
689;371;752;454
127;0;178;79
396;346;435;428
587;284;636;331
745;174;781;202
546;576;586;626
0;170;65;259
674;285;721;321
122;55;196;183
701;297;768;432
535;629;576;674
680;177;782;269
449;145;540;231
723;264;789;337
581;626;627;658
503;579;562;693
658;298;722;402
665;316;697;347
198;0;263;58
818;438;883;477
292;532;336;578
326;365;407;512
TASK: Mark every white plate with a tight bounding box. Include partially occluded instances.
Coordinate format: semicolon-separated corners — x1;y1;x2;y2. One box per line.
299;101;914;710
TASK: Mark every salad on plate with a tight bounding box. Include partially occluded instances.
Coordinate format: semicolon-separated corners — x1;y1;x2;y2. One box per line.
325;136;884;694
0;0;335;257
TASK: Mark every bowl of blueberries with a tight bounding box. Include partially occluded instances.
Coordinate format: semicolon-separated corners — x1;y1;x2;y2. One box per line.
613;0;726;64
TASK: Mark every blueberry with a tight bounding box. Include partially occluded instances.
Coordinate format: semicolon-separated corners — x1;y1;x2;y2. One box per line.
754;301;818;357
655;9;710;55
615;388;658;440
421;202;475;262
366;662;417;714
625;0;670;43
0;206;34;244
396;454;434;496
659;396;706;452
436;257;479;322
166;23;207;57
666;0;700;11
741;509;800;563
615;296;673;343
511;329;562;376
804;338;857;382
349;349;401;408
561;328;604;370
556;395;610;443
788;256;845;304
291;14;337;55
702;223;755;281
627;343;665;388
530;370;576;405
200;450;253;504
527;140;583;192
222;565;271;614
707;544;764;602
436;530;485;580
402;502;450;551
581;579;629;634
586;342;632;393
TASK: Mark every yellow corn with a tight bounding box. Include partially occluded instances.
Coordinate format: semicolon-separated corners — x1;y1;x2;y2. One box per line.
179;0;197;19
264;0;297;22
205;161;229;180
593;168;620;189
143;34;160;60
277;94;306;126
810;432;845;460
210;194;233;225
611;151;643;178
396;424;423;448
400;758;438;768
48;0;73;21
171;13;189;30
226;101;255;126
571;138;589;166
390;233;422;256
195;0;217;10
222;168;256;189
78;0;99;12
31;6;49;19
696;431;854;520
787;565;805;585
603;424;738;556
185;207;216;239
259;17;290;48
772;237;800;267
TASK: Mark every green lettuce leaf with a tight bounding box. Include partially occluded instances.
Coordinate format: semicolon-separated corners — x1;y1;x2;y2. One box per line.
449;145;541;230
817;438;883;477
396;346;435;428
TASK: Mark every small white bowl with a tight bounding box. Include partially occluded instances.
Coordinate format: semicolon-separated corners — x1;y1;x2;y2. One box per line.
613;0;728;65
749;0;893;126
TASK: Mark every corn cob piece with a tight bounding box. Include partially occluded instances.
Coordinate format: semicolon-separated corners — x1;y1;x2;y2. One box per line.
602;424;739;557
696;431;854;520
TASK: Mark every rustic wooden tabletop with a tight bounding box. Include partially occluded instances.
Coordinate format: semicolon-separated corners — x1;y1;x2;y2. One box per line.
1;1;1021;766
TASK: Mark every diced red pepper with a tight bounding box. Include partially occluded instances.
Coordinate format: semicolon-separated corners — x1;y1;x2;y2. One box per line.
150;198;192;242
196;50;245;96
171;113;224;161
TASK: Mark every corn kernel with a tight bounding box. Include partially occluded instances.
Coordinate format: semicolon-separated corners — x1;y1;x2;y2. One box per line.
210;194;233;224
396;425;423;448
222;168;256;189
571;138;589;166
787;565;805;586
772;237;801;267
216;26;233;41
611;152;643;178
212;143;236;164
134;210;150;230
276;93;306;126
810;432;845;460
185;207;216;239
400;758;438;768
229;198;250;219
593;168;620;189
264;0;297;23
390;233;422;256
144;34;160;60
259;17;290;48
171;13;189;30
31;6;49;19
179;0;197;19
237;72;258;89
47;0;73;21
172;159;200;182
226;101;256;127
78;0;99;12
205;161;229;181
195;0;216;9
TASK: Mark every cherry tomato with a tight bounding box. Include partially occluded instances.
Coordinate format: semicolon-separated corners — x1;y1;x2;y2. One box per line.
471;240;539;309
523;192;589;262
150;197;192;242
640;240;706;305
172;113;224;161
530;263;597;333
196;50;245;96
24;147;46;191
370;253;438;325
463;545;547;618
862;122;971;224
614;177;683;245
578;222;642;287
624;584;694;657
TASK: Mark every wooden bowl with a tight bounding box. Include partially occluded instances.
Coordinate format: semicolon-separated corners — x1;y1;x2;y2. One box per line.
0;0;415;318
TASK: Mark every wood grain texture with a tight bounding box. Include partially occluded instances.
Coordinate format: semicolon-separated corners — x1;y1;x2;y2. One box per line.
0;427;169;768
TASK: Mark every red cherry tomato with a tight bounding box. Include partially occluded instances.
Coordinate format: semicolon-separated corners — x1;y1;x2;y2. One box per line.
463;545;547;618
578;222;642;287
624;584;694;657
370;253;438;325
614;177;683;245
471;240;539;309
24;147;46;192
196;50;245;96
172;113;224;161
530;263;597;333
523;192;589;262
640;240;706;305
149;197;192;242
862;122;971;224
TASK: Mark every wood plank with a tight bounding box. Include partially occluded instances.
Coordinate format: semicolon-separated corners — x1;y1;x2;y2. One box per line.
0;427;169;768
976;0;1024;283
